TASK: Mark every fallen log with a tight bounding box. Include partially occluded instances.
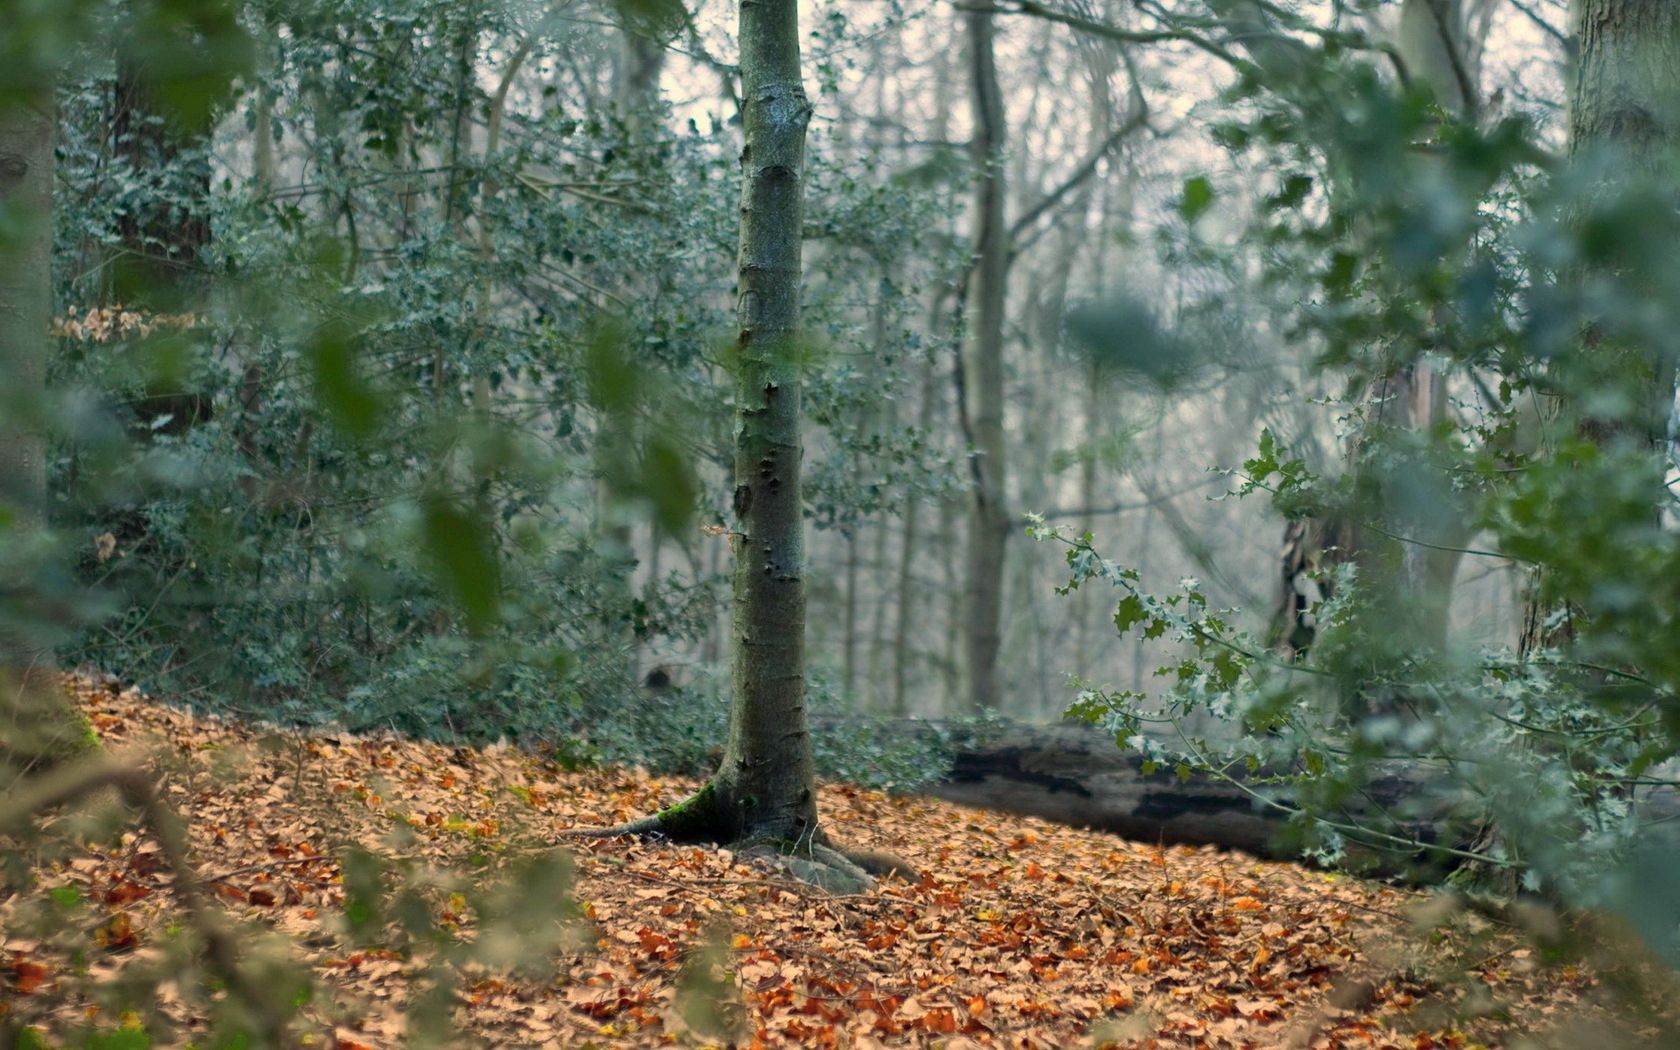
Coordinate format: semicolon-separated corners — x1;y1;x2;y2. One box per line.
925;722;1305;858
902;719;1680;881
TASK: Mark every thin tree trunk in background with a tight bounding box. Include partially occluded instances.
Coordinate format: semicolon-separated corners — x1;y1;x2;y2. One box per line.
962;7;1011;713
899;40;956;718
894;347;938;716
842;527;859;699
595;19;666;688
1398;0;1476;119
253;47;276;189
616;19;667;629
1061;38;1116;686
0;94;89;772
615;27;666;133
865;271;897;710
1252;0;1477;656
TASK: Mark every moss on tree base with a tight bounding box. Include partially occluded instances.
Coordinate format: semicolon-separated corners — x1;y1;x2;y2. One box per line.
566;780;906;894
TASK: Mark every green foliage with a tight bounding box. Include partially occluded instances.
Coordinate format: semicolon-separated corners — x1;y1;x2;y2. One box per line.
32;0;953;759
1178;174;1215;223
582;668;958;793
672;925;744;1042
1043;22;1680;929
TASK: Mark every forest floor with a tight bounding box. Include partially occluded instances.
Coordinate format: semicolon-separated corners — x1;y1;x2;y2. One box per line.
1;677;1667;1049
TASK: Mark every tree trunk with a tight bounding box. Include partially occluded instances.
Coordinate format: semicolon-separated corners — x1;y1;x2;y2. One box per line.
1520;0;1680;652
1568;0;1680;442
581;0;837;867
593;18;667;690
0;94;91;773
1398;0;1476;119
614;27;666;133
712;0;819;841
893;354;936;716
842;526;859;699
961;8;1011;712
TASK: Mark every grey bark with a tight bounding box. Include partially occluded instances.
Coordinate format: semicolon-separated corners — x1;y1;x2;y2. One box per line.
589;0;823;848
597;18;664;688
1571;0;1680;196
719;0;818;837
961;7;1012;713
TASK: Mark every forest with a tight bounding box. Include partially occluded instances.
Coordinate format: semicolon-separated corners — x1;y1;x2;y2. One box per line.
3;0;1680;1046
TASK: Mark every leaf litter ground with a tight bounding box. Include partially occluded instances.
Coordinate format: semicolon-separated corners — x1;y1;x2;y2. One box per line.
1;676;1665;1049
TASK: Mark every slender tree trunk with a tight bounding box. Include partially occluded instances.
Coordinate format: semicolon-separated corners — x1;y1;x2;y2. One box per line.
595;20;666;688
893;352;937;716
585;0;826;856
0;94;90;772
1386;0;1477;648
962;8;1011;712
614;28;666;133
842;526;859;699
900;41;957;718
716;0;818;840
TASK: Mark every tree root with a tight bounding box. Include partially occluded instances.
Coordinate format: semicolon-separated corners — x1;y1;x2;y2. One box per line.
562;782;920;893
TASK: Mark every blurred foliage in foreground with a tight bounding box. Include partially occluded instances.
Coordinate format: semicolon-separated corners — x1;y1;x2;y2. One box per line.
9;0;956;774
1048;7;1680;979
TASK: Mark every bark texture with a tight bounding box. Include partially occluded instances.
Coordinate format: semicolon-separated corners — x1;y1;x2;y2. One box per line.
718;0;818;843
1572;0;1680;176
962;7;1012;713
1569;0;1680;444
578;0;826;853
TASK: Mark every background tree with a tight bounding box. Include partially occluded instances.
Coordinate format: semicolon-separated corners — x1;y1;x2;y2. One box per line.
0;91;91;772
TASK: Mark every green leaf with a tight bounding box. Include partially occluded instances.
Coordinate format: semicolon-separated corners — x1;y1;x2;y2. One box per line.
1180;176;1215;223
421;500;501;633
308;326;383;440
584;318;639;417
642;435;698;536
1113;594;1148;634
84;1027;151;1050
340;847;385;940
612;0;688;37
674;925;743;1041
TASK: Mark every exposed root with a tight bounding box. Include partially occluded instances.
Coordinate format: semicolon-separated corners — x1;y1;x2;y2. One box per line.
743;841;872;895
562;815;664;839
831;844;920;883
563;780;724;842
561;783;908;894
